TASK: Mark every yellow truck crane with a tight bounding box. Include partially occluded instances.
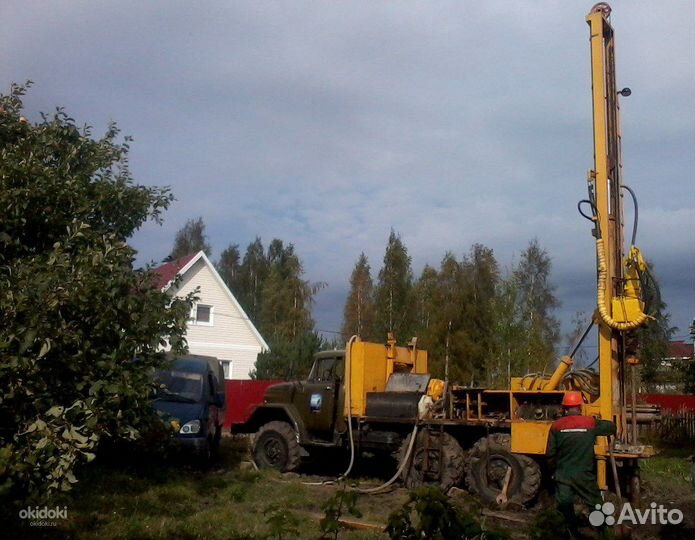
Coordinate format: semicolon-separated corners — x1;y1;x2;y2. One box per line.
238;3;656;505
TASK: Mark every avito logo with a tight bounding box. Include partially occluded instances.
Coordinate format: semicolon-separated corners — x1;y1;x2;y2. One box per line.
589;501;684;527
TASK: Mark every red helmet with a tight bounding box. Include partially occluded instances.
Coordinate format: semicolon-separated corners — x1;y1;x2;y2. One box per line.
562;391;583;407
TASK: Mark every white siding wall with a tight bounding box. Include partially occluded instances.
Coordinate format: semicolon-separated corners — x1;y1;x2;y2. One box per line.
170;258;263;379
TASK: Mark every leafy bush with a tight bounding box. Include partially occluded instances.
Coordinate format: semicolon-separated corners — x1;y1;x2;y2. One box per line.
319;482;362;539
386;487;509;540
0;83;192;498
264;504;300;539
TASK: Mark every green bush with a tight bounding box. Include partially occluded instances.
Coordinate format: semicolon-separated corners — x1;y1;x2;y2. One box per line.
0;83;192;499
386;487;509;540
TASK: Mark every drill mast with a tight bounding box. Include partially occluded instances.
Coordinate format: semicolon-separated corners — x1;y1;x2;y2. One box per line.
586;2;652;489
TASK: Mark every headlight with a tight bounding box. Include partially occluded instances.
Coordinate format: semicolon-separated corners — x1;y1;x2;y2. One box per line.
179;420;201;434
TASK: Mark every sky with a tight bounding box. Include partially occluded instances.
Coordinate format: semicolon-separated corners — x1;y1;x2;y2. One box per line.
2;1;694;345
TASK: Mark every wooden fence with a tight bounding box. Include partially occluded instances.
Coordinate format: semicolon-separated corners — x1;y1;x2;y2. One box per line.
648;407;695;445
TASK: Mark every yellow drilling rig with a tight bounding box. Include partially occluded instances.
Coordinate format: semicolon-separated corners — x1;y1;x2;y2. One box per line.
239;3;657;505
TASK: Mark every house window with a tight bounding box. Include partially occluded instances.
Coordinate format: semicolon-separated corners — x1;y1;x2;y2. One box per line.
193;304;213;325
222;361;232;380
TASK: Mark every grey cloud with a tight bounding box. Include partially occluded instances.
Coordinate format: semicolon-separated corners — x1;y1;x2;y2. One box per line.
1;0;692;335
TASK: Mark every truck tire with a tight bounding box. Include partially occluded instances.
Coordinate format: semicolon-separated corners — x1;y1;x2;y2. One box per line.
398;430;465;491
197;438;212;469
212;426;222;457
253;421;302;472
465;433;540;506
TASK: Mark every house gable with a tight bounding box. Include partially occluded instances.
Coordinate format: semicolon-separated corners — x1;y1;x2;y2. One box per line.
154;251;268;379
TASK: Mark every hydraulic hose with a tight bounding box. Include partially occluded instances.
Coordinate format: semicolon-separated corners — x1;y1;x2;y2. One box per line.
352;424;418;494
596;238;648;331
338;334;359;481
302;335;420;494
300;423;420;494
303;335;358;486
336;335;421;494
621;184;639;247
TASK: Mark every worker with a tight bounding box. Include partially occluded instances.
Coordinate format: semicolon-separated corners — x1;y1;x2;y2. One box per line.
546;391;616;531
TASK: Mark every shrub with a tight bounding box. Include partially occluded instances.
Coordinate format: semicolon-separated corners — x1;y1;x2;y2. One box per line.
0;83;192;499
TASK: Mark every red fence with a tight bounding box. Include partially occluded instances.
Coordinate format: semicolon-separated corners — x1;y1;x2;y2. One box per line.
638;393;695;412
224;379;283;429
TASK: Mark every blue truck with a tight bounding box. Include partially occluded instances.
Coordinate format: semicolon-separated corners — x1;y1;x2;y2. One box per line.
152;354;226;463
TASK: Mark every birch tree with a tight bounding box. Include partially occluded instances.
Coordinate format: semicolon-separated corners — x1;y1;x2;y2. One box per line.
342;253;375;339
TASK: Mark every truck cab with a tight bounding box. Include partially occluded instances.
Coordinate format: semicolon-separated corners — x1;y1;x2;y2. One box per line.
243;352;345;438
291;351;345;440
152;354;226;463
237;337;430;472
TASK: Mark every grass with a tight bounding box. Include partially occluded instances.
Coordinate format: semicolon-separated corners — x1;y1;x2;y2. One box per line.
7;439;693;539
9;438;405;540
641;447;692;488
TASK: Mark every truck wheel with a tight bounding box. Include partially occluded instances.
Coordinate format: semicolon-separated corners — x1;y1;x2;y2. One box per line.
398;430;465;491
253;421;301;472
465;433;540;506
211;426;222;458
197;438;212;469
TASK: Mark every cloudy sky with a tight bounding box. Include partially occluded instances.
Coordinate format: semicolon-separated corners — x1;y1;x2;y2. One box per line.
2;1;693;343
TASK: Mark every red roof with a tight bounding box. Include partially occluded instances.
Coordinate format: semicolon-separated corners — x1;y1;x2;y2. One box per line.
667;341;694;359
152;253;196;289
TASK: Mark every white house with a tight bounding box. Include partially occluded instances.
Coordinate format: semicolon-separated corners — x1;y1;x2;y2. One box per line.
153;251;269;379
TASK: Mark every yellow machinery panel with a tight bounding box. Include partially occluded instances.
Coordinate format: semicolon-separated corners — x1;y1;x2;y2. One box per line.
346;337;429;417
511;422;552;455
348;341;388;417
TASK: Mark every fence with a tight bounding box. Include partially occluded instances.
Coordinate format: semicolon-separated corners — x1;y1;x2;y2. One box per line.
656;407;695;445
639;393;695;412
638;406;695;445
224;379;283;430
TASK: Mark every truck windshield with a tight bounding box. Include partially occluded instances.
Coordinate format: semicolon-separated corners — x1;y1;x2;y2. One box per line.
154;370;204;402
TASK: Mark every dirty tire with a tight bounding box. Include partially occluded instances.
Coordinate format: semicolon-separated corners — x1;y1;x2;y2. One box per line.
197;438;212;469
465;433;541;506
253;421;301;472
398;430;465;491
211;426;222;457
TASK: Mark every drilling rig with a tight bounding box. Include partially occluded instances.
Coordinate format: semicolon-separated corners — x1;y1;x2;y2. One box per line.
576;1;655;496
239;3;656;505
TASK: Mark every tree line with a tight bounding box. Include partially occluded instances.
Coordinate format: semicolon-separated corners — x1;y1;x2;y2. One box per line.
171;221;565;387
174;219;679;392
342;231;561;388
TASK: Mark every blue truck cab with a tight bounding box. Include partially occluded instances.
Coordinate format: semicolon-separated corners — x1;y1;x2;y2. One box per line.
152;354;226;462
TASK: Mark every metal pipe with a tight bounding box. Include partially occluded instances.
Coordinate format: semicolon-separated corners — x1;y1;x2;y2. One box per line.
544;355;573;391
608;437;623;502
631;362;638;444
